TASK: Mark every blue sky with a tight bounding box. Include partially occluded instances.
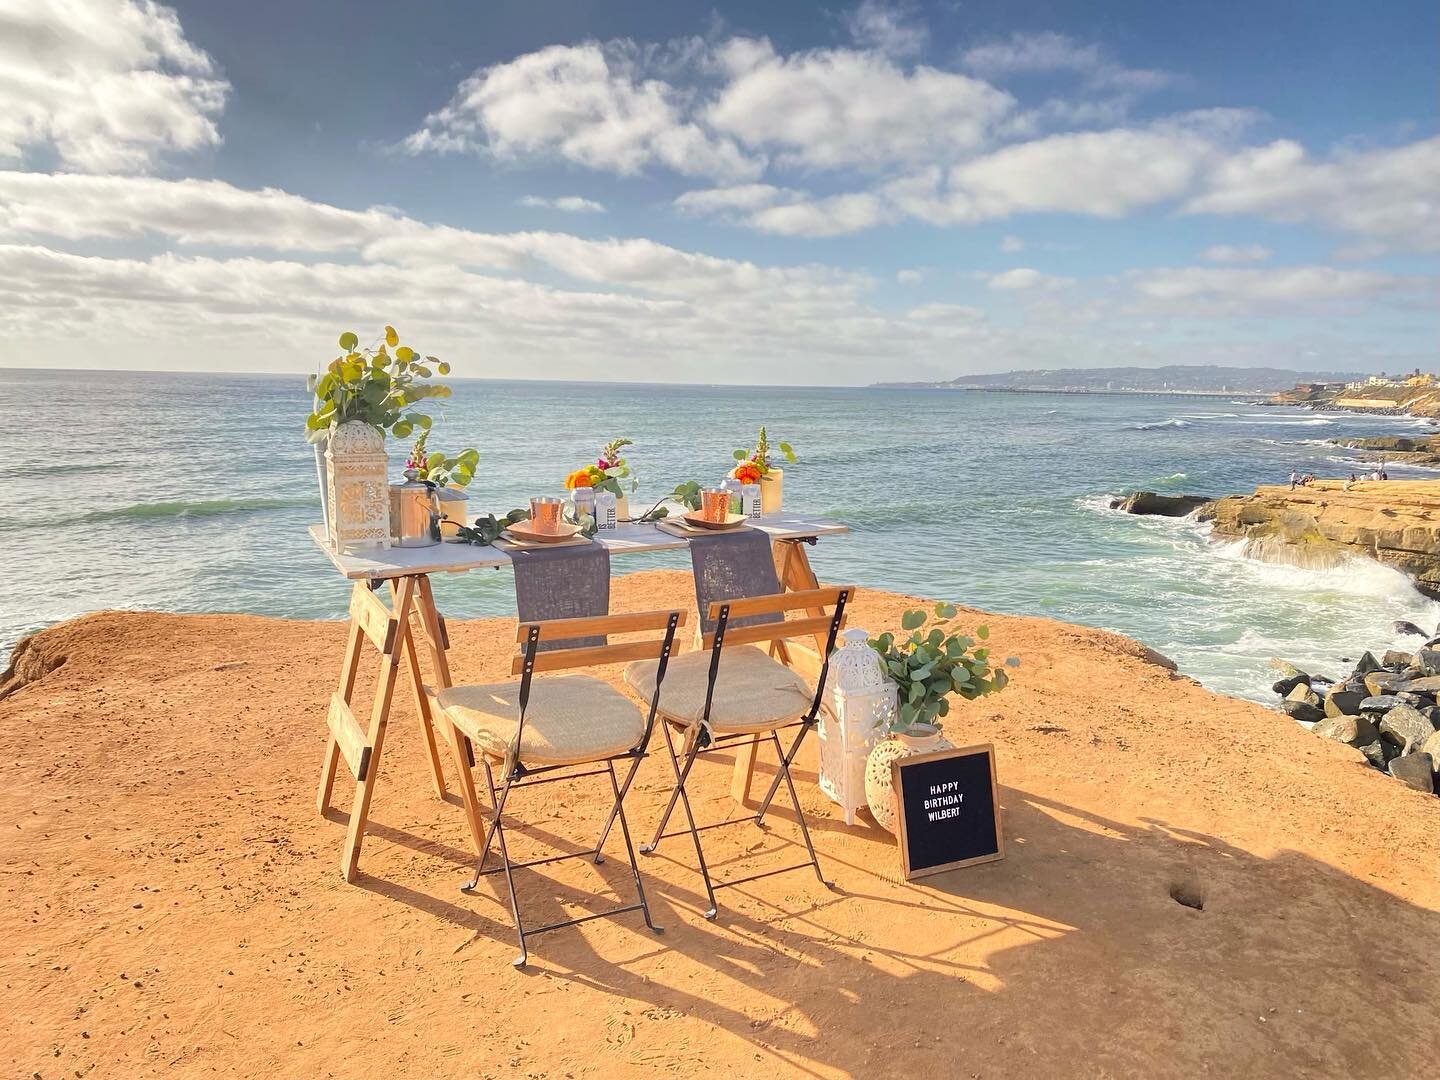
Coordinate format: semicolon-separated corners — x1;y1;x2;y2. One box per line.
0;0;1435;383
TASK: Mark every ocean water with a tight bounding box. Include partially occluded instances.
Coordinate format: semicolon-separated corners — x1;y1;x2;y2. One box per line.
4;368;1439;703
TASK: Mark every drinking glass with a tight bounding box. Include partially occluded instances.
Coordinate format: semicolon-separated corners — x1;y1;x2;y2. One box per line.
700;488;732;523
530;495;564;532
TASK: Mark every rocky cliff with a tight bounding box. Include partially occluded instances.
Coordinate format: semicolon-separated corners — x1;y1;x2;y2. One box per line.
1199;479;1440;597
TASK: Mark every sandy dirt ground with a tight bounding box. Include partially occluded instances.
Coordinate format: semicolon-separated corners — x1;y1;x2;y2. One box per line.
3;569;1438;1079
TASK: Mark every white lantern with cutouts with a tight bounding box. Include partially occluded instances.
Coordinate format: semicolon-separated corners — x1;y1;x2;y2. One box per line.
819;628;897;825
325;420;391;552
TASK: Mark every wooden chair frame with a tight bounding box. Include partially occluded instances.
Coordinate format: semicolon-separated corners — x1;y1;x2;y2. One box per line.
641;586;851;919
456;608;685;969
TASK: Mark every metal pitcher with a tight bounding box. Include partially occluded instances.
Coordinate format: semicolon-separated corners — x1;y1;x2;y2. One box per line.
390;471;442;548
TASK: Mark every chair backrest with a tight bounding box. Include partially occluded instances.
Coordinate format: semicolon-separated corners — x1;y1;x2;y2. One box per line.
700;586;854;724
512;542;610;651
689;529;783;635
509;610;689;676
509;609;688;755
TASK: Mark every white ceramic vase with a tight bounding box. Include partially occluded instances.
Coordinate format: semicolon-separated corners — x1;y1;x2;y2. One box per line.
864;723;955;833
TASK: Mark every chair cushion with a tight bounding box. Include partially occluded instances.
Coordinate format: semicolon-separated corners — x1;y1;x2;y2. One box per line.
624;645;815;736
437;674;645;767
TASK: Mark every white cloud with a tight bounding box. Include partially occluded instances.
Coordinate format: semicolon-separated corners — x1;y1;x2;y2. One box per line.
672;183;798;215
519;195;607;213
1185;136;1440;256
844;1;929;59
747;192;892;237
960;31;1175;93
985;267;1073;291
706;38;1014;171
0;0;228;172
402;42;760;181
1200;243;1271;264
896;268;924;285
1000;235;1025;252
1130;265;1427;313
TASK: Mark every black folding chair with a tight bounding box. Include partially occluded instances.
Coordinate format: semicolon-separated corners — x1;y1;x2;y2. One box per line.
623;586;851;919
438;607;684;968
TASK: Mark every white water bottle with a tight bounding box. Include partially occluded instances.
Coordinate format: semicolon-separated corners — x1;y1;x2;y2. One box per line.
594;490;618;531
741;483;762;518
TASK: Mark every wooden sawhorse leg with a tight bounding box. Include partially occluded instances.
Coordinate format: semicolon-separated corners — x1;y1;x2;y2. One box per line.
315;574;487;881
730;537;830;805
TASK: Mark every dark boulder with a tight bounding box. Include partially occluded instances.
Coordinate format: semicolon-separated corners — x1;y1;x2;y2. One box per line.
1272;673;1310;697
1387;752;1436;794
1364;671;1408;697
1395;620;1427;637
1312;714;1379;748
1359;695;1402;714
1323;690;1365;718
1378;705;1436;753
1279;699;1325;724
1358;740;1388;769
1111;491;1211;517
1353;651;1382;676
1415;648;1440;676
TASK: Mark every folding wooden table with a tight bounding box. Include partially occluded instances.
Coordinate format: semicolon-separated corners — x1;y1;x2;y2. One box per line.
309;516;850;881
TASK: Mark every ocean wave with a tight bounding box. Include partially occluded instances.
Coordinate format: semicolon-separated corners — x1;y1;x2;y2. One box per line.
78;497;314;524
1209;536;1435;603
1132;418;1189;430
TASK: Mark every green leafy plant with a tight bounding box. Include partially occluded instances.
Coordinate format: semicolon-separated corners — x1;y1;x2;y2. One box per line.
633;481;702;522
404;431;479;489
453;509;529;546
305;326;453;444
732;425;796;479
869;603;1019;733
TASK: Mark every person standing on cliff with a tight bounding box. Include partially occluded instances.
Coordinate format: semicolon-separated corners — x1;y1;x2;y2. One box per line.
1290;469;1299;489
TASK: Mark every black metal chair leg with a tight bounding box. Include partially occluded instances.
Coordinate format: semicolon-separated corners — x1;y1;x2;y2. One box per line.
483;765;529;969
591;752;643;864
640;722;693;854
462;758;510;891
607;762;662;935
771;731;832;890
755;723;808;826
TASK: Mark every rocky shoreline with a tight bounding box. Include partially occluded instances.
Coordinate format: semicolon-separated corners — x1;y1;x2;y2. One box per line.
1269;632;1440;796
1114;480;1440;599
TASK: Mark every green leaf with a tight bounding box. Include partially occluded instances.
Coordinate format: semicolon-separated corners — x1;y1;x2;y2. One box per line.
437;361;451;375
338;331;358;351
976;624;989;640
900;609;926;631
908;681;924;705
392;420;413;438
934;601;957;620
395;346;415;362
412;413;432;430
899;702;918;727
733;449;749;461
778;441;796;462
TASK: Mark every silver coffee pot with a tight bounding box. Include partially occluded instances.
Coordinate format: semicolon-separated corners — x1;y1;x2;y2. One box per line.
390;470;442;548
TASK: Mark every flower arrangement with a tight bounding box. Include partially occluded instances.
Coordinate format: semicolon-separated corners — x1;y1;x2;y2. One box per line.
305;326;452;443
404;431;479;489
869;603;1019;732
732;425;795;481
564;437;637;497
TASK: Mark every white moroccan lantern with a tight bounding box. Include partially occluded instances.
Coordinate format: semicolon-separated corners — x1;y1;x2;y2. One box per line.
819;628;896;825
325;420;391;552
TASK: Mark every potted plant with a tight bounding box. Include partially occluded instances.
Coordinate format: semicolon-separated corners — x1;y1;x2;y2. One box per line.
732;426;795;515
862;603;1019;832
564;437;639;520
304;326;453;548
401;432;479;540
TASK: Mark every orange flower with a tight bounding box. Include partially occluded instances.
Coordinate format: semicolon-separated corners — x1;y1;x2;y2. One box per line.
732;462;763;485
564;468;595;490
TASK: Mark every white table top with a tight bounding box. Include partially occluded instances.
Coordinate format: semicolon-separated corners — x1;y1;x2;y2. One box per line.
309;516;850;581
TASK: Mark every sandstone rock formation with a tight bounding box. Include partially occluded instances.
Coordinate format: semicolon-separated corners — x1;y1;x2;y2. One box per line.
1198;480;1440;598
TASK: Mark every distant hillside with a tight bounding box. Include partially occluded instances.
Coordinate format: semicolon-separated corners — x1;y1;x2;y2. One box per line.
876;365;1364;393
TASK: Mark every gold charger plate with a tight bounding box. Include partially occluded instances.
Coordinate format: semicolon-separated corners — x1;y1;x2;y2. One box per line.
503;521;584;544
681;510;749;531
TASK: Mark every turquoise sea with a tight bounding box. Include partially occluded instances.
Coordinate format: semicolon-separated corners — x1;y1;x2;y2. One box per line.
4;368;1439;702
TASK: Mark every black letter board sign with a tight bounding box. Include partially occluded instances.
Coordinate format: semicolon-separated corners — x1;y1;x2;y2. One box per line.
892;743;1003;879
